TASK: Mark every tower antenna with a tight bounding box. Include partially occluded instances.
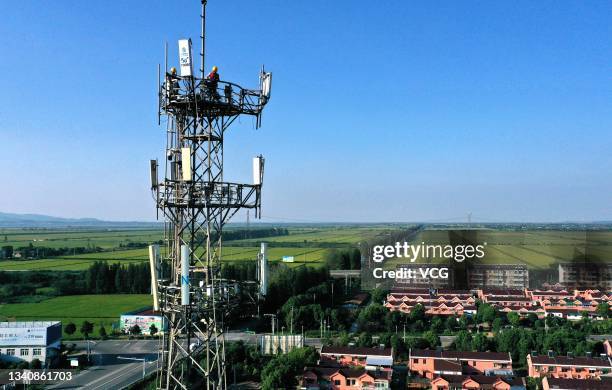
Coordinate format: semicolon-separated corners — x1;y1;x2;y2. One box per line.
151;1;273;388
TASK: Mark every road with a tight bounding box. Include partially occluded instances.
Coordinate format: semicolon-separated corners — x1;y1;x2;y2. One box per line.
45;333;322;389
47;339;159;390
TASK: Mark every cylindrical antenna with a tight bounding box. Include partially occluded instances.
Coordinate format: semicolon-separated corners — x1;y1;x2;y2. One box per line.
200;0;207;79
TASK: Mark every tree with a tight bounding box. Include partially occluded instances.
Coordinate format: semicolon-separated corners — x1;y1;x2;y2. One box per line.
149;324;159;337
370;287;389;305
507;312;521;327
65;322;76;336
477;303;496;323
30;359;42;369
597;303;610;319
423;331;439;348
129;324;141;336
454;330;473;351
80;321;94;339
99;325;107;339
431;317;444;334
472;333;489;352
410;304;426;322
1;245;13;259
261;347;317;389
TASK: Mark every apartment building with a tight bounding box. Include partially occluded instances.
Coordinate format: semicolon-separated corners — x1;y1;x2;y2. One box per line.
385;288;476;317
431;374;525;390
409;349;513;379
468;264;529;289
527;353;612;379
558;263;612;290
541;377;612;390
300;365;391;390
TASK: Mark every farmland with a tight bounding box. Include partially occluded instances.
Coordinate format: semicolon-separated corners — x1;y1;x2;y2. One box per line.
0;294;152;339
380;228;612;270
0;226;394;271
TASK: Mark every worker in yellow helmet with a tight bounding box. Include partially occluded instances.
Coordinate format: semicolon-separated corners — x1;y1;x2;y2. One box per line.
206;66;220;100
167;67;180;101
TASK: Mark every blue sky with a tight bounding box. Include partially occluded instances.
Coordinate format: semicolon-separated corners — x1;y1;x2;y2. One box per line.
0;1;610;222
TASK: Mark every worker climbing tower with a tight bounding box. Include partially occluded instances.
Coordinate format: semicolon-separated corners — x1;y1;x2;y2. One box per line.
149;1;272;388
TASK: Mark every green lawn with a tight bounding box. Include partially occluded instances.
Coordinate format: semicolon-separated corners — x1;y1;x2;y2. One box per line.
0;294;153;339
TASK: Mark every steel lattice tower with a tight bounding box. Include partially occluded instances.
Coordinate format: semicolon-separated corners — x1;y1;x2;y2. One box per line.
150;1;272;388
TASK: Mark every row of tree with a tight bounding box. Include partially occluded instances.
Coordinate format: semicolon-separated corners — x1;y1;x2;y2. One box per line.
85;261;152;294
323;248;361;270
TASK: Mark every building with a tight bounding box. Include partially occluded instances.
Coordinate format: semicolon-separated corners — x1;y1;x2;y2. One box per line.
468;264;529;289
119;308;166;335
544;307;599;321
431;374;525;390
529;289;573;303
542;377;612;390
558;263;612;290
300;365;391;389
259;334;303;355
385;287;477;317
319;346;393;369
0;321;61;367
527;353;612;379
409;349;513;379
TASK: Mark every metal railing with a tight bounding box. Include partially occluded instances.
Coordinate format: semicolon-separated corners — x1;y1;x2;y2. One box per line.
161;76;268;116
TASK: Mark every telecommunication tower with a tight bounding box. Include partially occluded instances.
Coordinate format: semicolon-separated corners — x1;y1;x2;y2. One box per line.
149;1;272;388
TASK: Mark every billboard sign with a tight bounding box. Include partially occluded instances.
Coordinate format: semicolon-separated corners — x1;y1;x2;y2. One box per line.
0;325;50;347
282;256;294;263
120;315;165;335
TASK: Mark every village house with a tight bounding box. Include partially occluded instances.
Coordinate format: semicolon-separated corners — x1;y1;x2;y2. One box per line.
527;353;612;379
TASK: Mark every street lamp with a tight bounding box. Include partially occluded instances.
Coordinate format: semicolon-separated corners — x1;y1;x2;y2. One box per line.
117;356;147;379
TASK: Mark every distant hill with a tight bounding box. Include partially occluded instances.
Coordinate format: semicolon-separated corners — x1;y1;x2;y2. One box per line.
0;212;159;228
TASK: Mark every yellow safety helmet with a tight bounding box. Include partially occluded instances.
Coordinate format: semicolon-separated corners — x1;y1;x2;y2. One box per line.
170;67;177;75
212;66;218;72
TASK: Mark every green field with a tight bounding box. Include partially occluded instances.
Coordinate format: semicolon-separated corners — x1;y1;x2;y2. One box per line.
0;229;162;249
0;294;152;339
382;229;612;270
0;226;393;271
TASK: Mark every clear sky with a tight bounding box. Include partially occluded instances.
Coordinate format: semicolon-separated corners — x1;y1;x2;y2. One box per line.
1;1;610;223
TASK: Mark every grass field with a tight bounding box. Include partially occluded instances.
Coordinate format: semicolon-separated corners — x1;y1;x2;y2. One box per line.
0;294;152;339
381;229;612;270
0;229;162;249
0;226;388;271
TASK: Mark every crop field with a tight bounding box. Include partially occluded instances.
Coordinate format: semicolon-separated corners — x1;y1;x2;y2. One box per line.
0;248;151;271
0;228;162;249
229;226;397;246
380;229;612;270
0;294;152;339
0;226;390;271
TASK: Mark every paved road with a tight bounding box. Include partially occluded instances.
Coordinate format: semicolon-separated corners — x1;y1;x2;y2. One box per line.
45;333;322;389
47;340;159;390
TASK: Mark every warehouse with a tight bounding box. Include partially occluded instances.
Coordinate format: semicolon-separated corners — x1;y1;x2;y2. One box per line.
0;321;61;367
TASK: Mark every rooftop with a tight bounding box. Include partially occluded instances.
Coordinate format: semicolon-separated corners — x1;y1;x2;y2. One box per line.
0;321;60;328
530;354;612;368
321;345;393;357
410;349;511;362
